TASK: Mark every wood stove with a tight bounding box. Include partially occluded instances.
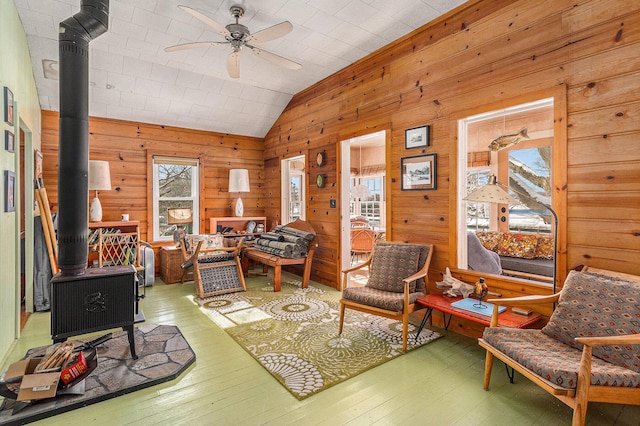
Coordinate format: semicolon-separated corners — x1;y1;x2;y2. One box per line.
51;265;142;359
50;1;146;359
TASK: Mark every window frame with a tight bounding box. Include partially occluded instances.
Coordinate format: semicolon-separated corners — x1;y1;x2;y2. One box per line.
281;155;306;224
452;86;567;290
148;154;202;242
350;174;385;230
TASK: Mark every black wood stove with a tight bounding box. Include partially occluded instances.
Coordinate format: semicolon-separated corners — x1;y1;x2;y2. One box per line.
50;0;143;360
51;265;142;358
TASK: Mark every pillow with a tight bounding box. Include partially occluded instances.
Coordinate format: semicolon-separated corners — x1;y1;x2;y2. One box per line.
542;270;640;373
365;244;421;293
534;236;554;259
186;234;223;252
475;231;502;252
496;233;538;259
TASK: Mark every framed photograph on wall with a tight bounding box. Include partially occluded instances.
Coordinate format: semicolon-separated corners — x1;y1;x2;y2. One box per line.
4;86;14;126
5;130;14;153
404;125;430;149
4;170;15;212
401;153;437;190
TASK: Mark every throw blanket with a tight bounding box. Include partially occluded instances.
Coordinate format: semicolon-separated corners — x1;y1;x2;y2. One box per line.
254;225;314;259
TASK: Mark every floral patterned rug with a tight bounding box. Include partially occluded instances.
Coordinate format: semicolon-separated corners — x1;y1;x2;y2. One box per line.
197;275;441;400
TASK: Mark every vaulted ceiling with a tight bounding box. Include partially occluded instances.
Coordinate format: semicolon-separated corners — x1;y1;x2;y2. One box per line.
15;0;467;138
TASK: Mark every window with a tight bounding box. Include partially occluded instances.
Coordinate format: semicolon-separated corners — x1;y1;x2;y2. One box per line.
466;170;492;231
281;155;305;224
505;145;552;234
350;176;384;229
153;156;200;241
457;98;555;278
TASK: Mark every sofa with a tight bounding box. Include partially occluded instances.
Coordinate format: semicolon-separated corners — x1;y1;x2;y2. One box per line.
474;231;554;280
479;267;640;425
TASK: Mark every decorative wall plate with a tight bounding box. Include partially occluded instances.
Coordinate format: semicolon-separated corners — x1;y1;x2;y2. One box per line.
316;150;326;167
316;174;326;188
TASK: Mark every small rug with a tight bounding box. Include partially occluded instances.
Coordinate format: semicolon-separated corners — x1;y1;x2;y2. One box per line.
197;278;441;399
0;324;195;425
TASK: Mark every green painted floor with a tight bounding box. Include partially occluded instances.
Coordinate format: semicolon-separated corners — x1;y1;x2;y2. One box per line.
3;273;638;425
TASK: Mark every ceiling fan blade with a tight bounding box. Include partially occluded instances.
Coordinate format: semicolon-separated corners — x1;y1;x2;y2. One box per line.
178;5;230;38
227;51;240;79
247;45;302;70
164;41;227;52
246;21;293;44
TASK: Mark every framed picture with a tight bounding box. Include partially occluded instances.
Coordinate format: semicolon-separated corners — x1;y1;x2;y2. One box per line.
401;153;437;190
4;170;15;212
5;130;14;153
4;86;14;126
405;125;430;149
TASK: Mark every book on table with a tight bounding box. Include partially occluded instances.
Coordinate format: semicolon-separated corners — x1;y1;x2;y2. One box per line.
450;297;506;317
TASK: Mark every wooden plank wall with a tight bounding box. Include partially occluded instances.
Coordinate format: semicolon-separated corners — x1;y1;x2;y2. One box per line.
40;110;265;270
263;0;640;290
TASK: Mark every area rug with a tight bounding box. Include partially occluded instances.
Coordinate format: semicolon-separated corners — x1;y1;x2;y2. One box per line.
0;324;195;425
197;277;441;400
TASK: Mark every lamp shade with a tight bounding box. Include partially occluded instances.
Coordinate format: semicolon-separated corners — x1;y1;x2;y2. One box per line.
463;175;519;205
167;208;192;225
229;169;250;192
88;160;111;191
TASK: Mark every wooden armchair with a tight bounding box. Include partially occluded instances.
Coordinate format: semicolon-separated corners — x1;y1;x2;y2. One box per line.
181;237;246;299
479;266;640;425
339;242;434;352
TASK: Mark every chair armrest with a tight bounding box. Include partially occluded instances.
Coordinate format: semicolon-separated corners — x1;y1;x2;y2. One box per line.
200;247;238;254
575;334;640;347
342;257;372;275
486;293;560;327
403;269;428;284
486;293;561;306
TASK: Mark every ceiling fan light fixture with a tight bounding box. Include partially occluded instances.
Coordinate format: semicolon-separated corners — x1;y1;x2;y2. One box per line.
166;4;301;79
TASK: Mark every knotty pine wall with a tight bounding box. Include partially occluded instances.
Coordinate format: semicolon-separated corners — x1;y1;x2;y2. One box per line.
264;0;640;299
40;110;265;270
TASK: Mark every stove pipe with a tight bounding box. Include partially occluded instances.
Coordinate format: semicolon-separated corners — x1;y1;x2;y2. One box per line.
57;0;109;275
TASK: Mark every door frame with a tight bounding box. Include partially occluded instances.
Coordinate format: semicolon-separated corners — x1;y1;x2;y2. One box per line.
339;129;390;289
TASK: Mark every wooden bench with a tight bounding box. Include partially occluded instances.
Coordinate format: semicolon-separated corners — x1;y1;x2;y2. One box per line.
241;219;318;292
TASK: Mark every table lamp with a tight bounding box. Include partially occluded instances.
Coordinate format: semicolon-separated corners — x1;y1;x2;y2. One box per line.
167;207;192;245
88;160;111;222
464;174;558;292
229;169;250;217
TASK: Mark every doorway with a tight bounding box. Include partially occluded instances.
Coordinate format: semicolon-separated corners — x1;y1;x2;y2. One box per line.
340;130;387;280
20;121;35;325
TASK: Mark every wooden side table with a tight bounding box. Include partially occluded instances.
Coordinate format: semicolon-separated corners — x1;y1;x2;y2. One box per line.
415;294;541;337
160;247;191;284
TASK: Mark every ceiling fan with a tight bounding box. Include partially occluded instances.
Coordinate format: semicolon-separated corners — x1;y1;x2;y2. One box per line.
165;4;302;78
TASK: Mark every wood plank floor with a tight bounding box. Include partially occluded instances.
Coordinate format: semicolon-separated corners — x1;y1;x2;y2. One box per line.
3;273;638;425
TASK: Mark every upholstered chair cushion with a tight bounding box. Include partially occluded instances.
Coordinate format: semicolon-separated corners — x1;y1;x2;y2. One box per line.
365;244;422;293
483;328;640;389
542;270;640;373
342;286;424;311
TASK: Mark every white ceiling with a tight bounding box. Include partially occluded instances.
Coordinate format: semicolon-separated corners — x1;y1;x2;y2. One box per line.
14;0;467;138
